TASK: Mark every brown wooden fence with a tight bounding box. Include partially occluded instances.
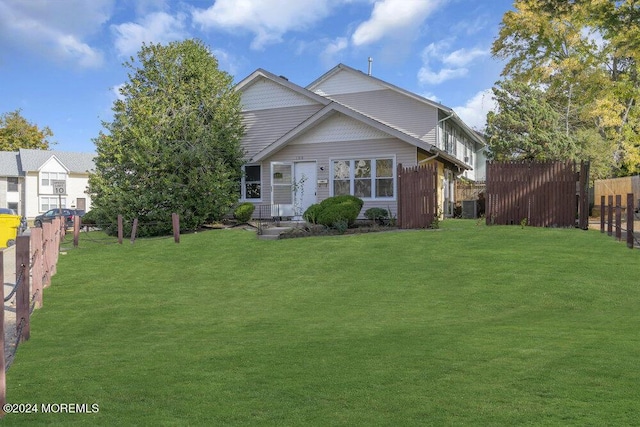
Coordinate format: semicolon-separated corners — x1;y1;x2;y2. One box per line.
397;163;438;229
1;218;65;414
486;161;590;228
599;194;638;249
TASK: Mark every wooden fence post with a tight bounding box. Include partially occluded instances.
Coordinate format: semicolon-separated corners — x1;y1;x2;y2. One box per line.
73;215;80;247
51;218;60;277
615;195;622;241
600;196;605;233
172;213;180;243
15;235;30;343
118;215;123;244
607;195;613;236
130;218;138;244
627;193;634;249
31;228;43;309
0;250;5;414
397;163;404;229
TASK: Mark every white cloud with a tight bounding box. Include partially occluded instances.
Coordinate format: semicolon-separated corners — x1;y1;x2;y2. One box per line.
192;0;334;50
320;37;349;66
351;0;443;46
112;12;188;57
418;41;489;85
0;0;111;68
442;47;489;67
421;92;441;103
211;48;243;76
453;89;497;130
418;67;468;85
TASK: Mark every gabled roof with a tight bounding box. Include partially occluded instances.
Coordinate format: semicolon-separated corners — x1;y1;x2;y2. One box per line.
18;149;95;173
250;100;469;170
0;152;21;176
307;63;485;147
236;68;330;107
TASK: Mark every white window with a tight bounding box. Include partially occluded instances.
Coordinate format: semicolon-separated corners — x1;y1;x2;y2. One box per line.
331;158;395;199
40;197;66;212
7;177;18;192
41;172;67;188
242;165;261;200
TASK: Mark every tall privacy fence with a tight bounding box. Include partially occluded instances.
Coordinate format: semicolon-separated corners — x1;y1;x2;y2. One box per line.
598;194;639;249
397;163;438;229
486;160;590;229
1;218;65;414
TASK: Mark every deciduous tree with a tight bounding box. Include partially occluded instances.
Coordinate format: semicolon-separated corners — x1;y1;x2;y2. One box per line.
492;0;640;176
89;39;245;235
0;109;53;150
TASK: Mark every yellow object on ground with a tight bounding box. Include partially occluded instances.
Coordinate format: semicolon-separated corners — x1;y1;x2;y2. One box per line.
0;213;21;248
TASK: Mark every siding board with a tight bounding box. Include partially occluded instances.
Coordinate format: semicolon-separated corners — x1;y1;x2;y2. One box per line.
242;77;319;110
327;90;438;146
241;105;323;160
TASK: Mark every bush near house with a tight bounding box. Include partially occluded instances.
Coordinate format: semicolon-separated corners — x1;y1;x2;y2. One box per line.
364;207;389;224
233;202;255;223
304;195;363;228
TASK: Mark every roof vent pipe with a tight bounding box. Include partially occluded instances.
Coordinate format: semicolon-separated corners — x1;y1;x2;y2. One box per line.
367;57;373;76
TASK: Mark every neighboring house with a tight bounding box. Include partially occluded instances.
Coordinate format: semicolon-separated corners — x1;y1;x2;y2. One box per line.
0;148;95;220
236;64;486;219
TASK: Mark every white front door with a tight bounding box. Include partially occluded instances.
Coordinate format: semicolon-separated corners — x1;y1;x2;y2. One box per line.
293;161;316;219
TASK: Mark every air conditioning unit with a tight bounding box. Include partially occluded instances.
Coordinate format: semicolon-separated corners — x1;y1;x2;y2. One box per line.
461;200;478;219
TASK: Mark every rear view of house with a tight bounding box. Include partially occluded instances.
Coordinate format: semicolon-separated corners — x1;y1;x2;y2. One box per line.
237;64;485;219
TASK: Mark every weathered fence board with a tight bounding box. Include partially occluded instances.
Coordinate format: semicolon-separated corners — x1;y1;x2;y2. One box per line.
397;163;437;229
486;161;589;228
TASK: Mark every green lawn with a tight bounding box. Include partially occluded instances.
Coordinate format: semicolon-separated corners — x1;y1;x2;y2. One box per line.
5;220;640;425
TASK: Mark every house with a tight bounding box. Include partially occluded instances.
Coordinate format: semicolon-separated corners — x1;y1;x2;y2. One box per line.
0;148;95;220
236;63;486;219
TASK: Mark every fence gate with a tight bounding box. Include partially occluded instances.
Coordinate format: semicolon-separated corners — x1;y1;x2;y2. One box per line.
397;163;438;229
486;160;590;228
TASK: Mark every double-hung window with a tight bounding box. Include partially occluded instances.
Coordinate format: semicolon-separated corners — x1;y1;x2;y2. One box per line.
242;165;261;200
7;177;18;192
41;172;67;188
332;158;395;199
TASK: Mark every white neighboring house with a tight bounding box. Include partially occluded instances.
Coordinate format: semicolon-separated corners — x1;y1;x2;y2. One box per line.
0;148;95;221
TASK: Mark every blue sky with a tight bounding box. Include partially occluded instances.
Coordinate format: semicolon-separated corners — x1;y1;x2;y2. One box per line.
0;0;514;153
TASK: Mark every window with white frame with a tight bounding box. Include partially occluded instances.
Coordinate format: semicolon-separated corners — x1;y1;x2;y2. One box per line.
40;197;66;212
242;165;261;200
41;172;67;187
7;177;18;192
332;158;395;199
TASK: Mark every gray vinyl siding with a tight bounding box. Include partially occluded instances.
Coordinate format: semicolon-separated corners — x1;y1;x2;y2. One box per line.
241;105;323;160
327;89;438;146
261;137;417;218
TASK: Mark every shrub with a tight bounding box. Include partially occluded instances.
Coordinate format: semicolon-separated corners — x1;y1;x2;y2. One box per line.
364;207;389;223
234;202;255;223
314;195;363;228
303;203;322;224
81;210;98;225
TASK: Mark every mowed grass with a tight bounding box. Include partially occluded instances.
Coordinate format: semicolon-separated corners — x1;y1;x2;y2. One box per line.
5;220;640;425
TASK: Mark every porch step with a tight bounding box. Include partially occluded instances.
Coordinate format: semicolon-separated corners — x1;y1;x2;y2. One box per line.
257;226;292;240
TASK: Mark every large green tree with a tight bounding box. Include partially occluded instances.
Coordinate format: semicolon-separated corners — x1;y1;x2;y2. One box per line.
492;0;640;176
89;39;245;235
0;109;53;150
